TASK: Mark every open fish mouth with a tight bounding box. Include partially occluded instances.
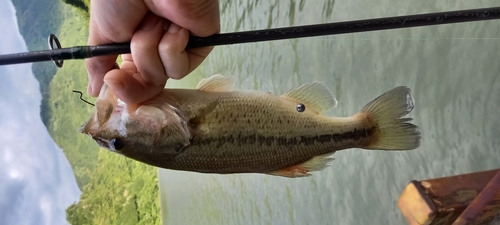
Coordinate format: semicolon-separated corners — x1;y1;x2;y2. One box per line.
92;136;110;149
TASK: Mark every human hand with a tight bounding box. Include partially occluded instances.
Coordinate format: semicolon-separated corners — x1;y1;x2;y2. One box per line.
86;0;220;104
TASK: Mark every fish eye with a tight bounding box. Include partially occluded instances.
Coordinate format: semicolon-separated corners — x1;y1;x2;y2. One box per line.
110;138;125;151
296;103;305;112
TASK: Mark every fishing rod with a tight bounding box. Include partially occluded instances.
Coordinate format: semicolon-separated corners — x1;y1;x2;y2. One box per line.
1;6;499;68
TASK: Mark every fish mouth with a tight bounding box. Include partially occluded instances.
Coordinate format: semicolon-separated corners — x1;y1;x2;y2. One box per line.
80;130;110;149
92;136;111;150
78;84;125;135
78;123;92;134
78;119;100;137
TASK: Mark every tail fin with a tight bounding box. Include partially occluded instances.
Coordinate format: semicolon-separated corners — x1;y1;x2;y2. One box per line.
361;86;421;150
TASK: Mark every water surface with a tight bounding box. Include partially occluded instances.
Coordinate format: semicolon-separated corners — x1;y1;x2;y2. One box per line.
160;1;500;224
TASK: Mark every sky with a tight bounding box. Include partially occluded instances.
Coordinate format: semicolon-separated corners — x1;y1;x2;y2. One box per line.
0;0;81;224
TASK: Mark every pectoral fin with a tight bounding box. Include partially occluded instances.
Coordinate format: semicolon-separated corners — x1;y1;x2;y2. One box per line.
162;106;191;147
190;98;220;127
266;153;335;178
136;105;191;148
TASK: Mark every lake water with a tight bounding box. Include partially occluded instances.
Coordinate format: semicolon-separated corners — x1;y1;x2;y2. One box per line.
158;1;500;224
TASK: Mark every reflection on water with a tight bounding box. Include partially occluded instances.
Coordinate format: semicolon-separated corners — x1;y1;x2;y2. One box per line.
160;1;500;224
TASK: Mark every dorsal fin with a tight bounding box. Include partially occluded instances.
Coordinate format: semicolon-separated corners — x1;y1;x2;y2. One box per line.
281;81;338;114
196;74;237;92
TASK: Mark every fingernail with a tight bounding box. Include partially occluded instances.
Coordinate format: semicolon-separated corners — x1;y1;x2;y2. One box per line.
168;23;181;33
141;14;161;30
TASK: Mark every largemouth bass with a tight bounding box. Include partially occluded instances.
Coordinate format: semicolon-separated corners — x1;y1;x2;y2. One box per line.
80;74;421;177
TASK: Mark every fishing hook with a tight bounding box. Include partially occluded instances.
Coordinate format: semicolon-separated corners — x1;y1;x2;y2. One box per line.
72;90;95;106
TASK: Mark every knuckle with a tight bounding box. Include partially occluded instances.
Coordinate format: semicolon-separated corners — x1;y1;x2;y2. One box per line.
153;0;219;36
130;38;147;51
85;58;99;75
158;39;175;53
95;23;135;43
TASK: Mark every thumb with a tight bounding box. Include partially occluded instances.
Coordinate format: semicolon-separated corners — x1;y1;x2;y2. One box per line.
85;0;148;96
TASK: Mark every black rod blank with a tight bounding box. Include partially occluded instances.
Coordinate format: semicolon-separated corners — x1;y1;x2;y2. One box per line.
1;6;499;67
187;6;500;48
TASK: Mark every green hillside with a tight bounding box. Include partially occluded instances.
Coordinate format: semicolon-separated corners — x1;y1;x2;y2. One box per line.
65;147;161;225
10;0;63;125
12;0;161;224
46;0;96;190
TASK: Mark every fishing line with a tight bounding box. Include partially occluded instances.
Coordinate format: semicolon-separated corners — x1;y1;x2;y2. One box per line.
72;90;95;106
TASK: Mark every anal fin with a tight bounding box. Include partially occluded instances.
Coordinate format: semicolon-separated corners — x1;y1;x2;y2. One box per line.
266;153;335;178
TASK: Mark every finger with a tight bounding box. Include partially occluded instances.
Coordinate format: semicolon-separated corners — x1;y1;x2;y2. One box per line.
104;48;166;104
147;0;220;36
130;12;168;86
86;54;118;96
119;54;136;72
104;69;166;104
89;0;148;43
158;23;214;79
86;0;148;96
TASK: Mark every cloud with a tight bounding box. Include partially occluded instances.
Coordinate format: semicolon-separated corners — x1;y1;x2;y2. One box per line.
0;1;81;225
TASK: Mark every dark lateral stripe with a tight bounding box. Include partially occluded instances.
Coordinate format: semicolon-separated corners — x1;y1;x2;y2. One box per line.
197;127;376;147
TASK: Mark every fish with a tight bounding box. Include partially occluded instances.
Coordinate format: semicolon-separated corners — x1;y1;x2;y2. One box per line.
79;74;421;178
